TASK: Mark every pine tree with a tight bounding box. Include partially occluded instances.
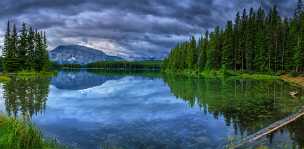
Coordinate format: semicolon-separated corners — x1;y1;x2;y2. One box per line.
294;13;304;72
197;31;208;70
234;12;241;71
202;31;209;70
186;36;196;69
42;31;49;70
5;24;20;72
222;21;234;70
163;2;304;73
255;7;267;71
26;27;35;70
2;22;49;72
34;32;43;71
240;9;248;71
18;23;28;70
3;21;11;71
246;8;256;71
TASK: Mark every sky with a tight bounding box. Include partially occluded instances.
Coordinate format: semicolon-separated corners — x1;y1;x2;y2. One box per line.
0;0;298;59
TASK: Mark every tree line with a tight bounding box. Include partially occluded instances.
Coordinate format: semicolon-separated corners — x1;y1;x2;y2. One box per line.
55;60;162;70
86;60;161;70
163;0;304;74
2;22;49;72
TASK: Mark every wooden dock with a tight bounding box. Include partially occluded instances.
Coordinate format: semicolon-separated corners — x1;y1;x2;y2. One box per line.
234;106;304;148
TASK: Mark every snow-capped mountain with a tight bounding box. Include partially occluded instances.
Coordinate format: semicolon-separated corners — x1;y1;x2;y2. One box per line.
49;45;124;65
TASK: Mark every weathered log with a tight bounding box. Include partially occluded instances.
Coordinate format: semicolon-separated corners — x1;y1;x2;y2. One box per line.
234;106;304;148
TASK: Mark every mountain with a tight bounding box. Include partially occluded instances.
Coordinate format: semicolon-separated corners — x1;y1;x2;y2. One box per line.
51;71;122;90
49;45;124;64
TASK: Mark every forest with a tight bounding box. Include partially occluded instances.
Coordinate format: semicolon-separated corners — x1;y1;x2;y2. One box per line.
2;22;49;72
163;0;304;74
56;60;162;70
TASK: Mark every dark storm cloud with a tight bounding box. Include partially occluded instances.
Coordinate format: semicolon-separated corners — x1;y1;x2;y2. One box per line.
0;0;298;59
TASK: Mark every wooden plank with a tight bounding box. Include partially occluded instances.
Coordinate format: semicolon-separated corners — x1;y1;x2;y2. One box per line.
234;106;304;148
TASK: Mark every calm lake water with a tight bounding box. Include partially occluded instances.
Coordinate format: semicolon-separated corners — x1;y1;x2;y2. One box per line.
1;70;304;149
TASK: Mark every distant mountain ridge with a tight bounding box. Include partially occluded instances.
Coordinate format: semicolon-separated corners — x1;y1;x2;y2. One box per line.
49;45;124;64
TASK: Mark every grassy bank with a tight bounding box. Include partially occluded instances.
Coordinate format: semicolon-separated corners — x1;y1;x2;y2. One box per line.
0;71;57;83
0;75;11;82
0;115;64;149
281;75;304;87
163;69;279;80
16;71;57;78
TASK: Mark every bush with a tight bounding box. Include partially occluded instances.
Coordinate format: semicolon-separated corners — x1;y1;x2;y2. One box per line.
288;71;300;77
274;70;286;76
299;73;304;77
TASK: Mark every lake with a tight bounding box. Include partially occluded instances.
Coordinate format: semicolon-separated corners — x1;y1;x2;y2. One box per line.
0;70;304;149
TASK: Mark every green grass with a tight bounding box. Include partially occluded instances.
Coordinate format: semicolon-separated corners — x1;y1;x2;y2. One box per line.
234;73;279;80
0;115;65;149
16;70;57;78
164;69;279;80
0;75;11;82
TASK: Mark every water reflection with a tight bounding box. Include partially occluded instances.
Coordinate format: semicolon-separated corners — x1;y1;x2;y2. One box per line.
3;76;50;119
1;70;304;149
52;70;123;90
163;75;304;148
164;75;304;135
251;116;304;149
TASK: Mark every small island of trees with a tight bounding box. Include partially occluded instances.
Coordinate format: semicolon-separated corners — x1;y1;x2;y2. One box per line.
163;0;304;75
2;22;49;72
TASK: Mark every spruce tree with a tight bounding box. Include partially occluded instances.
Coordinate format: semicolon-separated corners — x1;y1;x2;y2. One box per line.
3;21;11;71
197;31;208;70
202;31;209;70
234;12;241;71
26;27;35;70
163;2;304;73
2;23;49;72
222;21;234;70
18;23;28;70
5;24;20;72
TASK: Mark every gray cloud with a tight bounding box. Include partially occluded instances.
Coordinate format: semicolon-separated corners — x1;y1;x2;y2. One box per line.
0;0;298;59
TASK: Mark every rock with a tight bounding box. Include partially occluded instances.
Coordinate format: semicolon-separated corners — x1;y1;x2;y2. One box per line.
289;91;299;97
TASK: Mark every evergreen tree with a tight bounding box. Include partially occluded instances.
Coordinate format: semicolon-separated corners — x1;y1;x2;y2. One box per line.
197;31;209;70
294;13;304;72
234;12;241;71
162;2;304;74
222;21;234;69
3;21;11;71
18;23;28;69
5;24;20;72
26;27;35;70
2;22;49;72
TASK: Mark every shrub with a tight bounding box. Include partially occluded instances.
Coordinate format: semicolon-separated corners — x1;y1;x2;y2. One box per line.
288;71;300;77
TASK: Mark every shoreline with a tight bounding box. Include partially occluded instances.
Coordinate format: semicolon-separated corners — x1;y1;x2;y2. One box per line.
280;75;304;88
0;115;64;149
163;69;280;80
164;69;304;88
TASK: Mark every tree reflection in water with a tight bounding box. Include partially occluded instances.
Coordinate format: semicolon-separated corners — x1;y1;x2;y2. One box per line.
163;75;304;147
3;76;50;120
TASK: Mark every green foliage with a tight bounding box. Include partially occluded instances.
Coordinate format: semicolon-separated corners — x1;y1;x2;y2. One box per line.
163;2;304;74
3;76;51;118
288;71;301;77
163;75;304;137
2;22;49;72
0;75;11;82
86;60;162;70
0;116;64;149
